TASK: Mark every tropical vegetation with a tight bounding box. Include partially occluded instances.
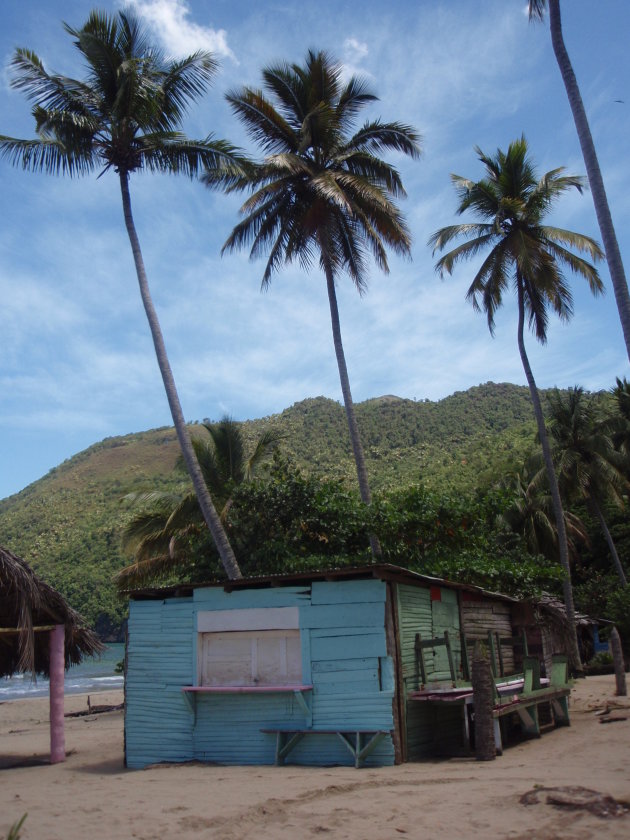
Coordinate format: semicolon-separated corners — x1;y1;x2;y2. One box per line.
2;382;629;653
118;416;280;588
0;9;243;581
429;136;604;667
545;387;628;585
204;49;421;556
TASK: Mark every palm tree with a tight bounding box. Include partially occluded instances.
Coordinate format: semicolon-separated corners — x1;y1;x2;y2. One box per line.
429;136;603;668
611;377;630;456
529;0;630;361
118;416;280;587
546;387;628;585
203;49;421;556
500;467;589;565
0;10;243;580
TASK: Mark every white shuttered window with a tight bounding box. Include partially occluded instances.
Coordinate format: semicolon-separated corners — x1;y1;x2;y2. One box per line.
197;608;302;687
200;630;302;686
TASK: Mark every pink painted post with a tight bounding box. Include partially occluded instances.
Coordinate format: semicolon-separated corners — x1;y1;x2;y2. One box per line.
49;624;65;764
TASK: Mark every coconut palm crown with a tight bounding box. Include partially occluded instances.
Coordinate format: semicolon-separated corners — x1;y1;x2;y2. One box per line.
429;136;603;668
0;10;244;580
204;49;421;555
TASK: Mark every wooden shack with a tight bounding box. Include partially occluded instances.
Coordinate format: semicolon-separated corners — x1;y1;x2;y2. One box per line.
125;564;525;768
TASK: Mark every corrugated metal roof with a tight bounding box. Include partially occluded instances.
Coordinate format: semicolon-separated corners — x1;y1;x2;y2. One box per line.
126;562;518;603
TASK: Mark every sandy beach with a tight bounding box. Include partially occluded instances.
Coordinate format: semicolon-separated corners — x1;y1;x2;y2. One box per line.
1;675;629;840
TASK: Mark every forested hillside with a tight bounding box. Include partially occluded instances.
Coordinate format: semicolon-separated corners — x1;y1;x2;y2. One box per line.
0;382;579;638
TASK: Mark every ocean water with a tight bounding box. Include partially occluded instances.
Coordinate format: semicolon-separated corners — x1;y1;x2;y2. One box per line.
0;643;125;701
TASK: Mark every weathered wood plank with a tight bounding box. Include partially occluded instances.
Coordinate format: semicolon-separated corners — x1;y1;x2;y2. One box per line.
310;633;387;661
300;602;385;629
311;579;386;605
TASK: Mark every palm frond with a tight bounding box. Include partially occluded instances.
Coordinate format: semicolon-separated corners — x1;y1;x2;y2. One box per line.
142;134;246;177
226;88;296;154
165;492;205;532
244;428;283;479
161;51;219;125
340;151;405;196
528;0;547;22
115;549;184;589
344;120;422;160
433;230;496;276
466;245;510;333
429;223;494;257
9;49;94;115
336;75;378;127
540;225;604;263
262;63;308;128
0;136;96;175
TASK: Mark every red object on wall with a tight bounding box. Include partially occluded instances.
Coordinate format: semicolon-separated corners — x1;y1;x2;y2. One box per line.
430;586;442;602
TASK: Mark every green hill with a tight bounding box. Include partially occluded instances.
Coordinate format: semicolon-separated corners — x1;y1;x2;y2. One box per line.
0;382;544;638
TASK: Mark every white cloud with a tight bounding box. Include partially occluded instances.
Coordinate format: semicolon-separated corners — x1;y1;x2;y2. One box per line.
340;37;370;83
123;0;235;62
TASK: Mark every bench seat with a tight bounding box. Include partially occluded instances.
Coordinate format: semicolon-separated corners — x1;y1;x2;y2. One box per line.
491;656;571;754
261;728;390;768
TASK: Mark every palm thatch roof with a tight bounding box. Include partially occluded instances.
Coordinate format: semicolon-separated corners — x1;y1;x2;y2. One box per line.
0;546;103;678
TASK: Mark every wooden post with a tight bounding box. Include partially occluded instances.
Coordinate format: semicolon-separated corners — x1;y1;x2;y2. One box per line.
49;624;66;764
472;640;495;761
610;627;627;697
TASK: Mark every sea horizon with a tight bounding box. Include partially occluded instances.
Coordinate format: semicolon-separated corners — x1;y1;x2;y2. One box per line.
0;642;125;702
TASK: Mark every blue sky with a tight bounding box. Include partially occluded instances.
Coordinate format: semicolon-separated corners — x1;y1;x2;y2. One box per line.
1;0;629;500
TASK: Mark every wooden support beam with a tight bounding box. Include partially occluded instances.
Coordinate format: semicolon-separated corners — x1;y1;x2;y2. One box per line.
49;624;65;764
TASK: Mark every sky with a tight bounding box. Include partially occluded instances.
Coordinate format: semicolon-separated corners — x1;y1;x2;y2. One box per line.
1;0;629;500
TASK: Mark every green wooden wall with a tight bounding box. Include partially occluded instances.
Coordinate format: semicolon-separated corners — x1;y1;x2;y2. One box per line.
396;583;465;759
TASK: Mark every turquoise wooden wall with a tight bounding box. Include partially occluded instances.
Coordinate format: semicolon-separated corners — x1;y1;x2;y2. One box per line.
125;596;195;767
396;583;464;759
125;579;396;768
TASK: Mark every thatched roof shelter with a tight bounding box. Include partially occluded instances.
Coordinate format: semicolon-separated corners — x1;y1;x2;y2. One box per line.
0;546;103;678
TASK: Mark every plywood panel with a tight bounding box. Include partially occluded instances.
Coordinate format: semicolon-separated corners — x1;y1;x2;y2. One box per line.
310;632;387;662
311;579;386;605
300;602;385;629
193;586;311;609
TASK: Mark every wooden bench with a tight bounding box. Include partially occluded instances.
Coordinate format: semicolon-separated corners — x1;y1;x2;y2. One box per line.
409;655;570;756
492;655;571;754
261;728;390;768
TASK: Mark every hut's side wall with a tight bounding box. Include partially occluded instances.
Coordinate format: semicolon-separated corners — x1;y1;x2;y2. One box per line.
125;596;195;769
396;584;464;759
461;595;515;675
125;579;396;768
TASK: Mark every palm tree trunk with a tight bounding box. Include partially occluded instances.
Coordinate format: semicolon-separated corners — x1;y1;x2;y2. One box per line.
587;495;628;586
548;0;630;362
119;171;242;580
321;254;381;557
516;279;582;669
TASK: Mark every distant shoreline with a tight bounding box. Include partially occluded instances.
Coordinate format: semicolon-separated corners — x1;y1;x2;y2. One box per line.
0;643;125;702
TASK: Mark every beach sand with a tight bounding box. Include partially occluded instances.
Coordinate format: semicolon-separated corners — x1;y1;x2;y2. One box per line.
1;675;629;839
